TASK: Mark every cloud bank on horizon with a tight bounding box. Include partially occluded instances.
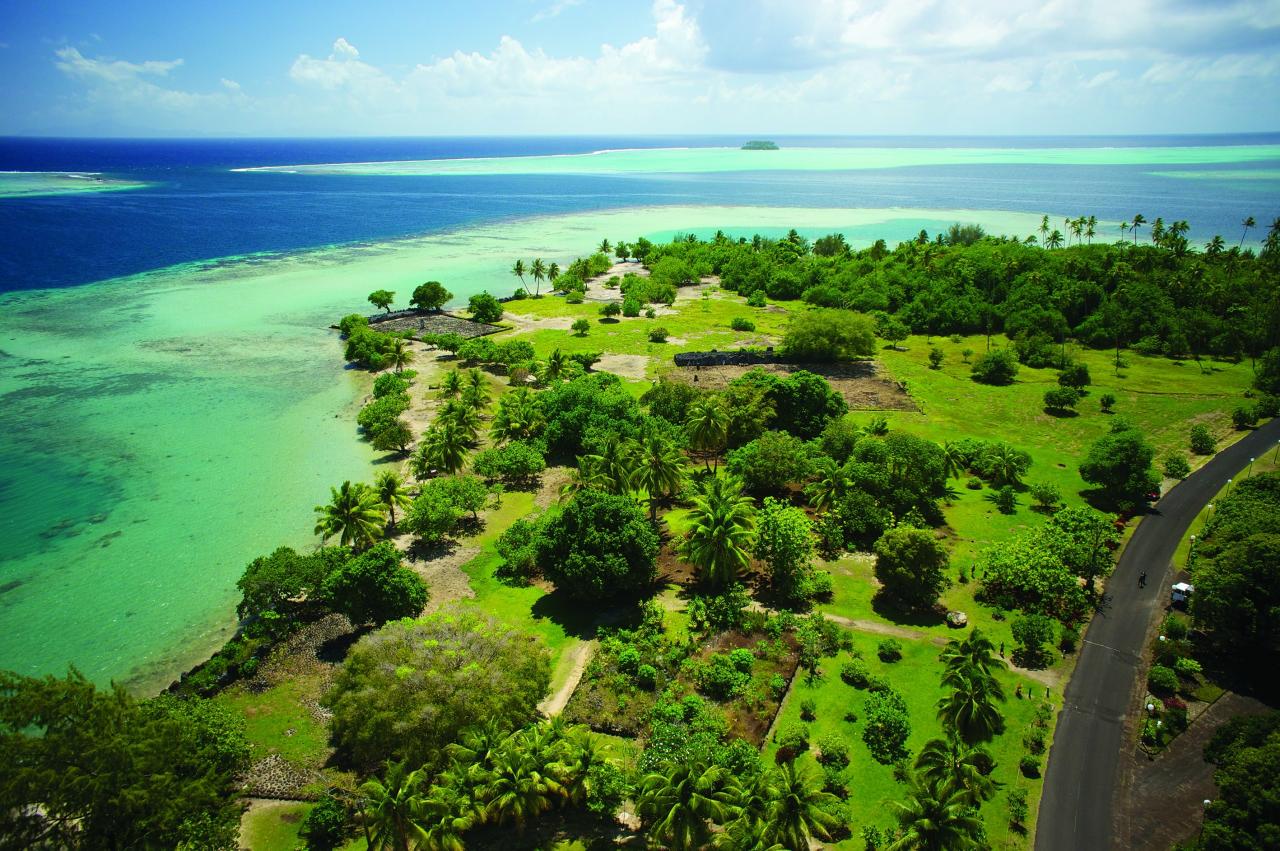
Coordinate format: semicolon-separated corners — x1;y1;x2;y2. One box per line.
6;0;1280;136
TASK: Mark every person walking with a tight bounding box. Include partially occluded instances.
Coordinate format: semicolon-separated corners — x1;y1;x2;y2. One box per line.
1139;570;1147;588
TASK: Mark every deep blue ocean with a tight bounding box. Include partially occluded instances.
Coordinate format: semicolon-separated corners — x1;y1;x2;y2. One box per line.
1;134;1278;291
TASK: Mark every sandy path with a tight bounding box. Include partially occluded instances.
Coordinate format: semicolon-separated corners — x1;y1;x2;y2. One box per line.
594;353;652;381
539;640;598;717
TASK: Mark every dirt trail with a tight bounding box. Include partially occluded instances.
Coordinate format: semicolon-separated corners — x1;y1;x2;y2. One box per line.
539;640;597;717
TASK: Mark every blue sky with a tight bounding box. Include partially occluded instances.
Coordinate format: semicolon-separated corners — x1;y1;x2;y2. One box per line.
2;0;1278;136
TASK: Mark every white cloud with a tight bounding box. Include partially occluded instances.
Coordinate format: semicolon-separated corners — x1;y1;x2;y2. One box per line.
55;47;182;83
531;0;584;23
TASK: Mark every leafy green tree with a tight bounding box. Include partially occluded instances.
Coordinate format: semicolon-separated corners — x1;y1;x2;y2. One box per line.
536;489;659;601
1190;424;1217;454
473;441;546;486
0;668;248;849
873;526;951;612
680;476;756;591
314;481;386;550
326;612;551;770
235;545;337;622
771;370;848;439
368;289;396;313
863;688;912;764
754;497;815;602
878;315;910;350
970;349;1020;385
300;792;349;851
1058;361;1091;390
726;430;814;495
410;281;452;312
887;774;985;851
371;419;413;453
1194;533;1280;663
781;308;876;361
1043;386;1081;414
1192;712;1280;850
405;482;464;544
1079;423;1160;508
320;541;426;626
468;291;503;324
1011;614;1056;668
571;317;590;336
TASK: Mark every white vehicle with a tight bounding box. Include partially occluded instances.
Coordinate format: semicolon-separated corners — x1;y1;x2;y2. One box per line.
1171;582;1194;605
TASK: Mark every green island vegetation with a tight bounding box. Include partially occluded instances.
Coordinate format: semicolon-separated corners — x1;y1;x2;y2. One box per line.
2;214;1278;850
741;140;780;151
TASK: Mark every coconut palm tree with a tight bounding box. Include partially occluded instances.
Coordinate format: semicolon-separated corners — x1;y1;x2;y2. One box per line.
721;769;775;846
763;761;841;850
630;424;686;521
914;736;1000;805
416;422;469;476
388;337;414;373
680;475;755;590
805;456;851;511
937;667;1006;743
1038;215;1049;246
480;747;564;832
938;628;1004;682
374;470;413;532
547;262;560;288
491;388;545;443
636;761;734;851
577;434;635;496
886;774;985;851
445;721;510;782
1069;217;1084;246
530;258;547;297
314;481;385;550
1086;215;1097;244
685;396;729;472
552;726;609;807
1130;213;1146;245
360;761;430;851
1239;215;1256;248
439;400;481;444
941;441;967;480
440;370;462;398
981;444;1026;487
1046;229;1064;250
415;784;476;851
598;238;611;255
540;348;569;385
1206;235;1226;257
511;259;526;292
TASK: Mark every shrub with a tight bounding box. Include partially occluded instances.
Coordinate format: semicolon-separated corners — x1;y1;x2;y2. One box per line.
1256;393;1280;419
1232;405;1259;430
731;316;756;332
1162;452;1191;479
816;735;851;769
635;663;658;690
1024;727;1047;755
648;326;669;343
966;476;984;490
1148;664;1178;694
862;689;911;764
468;291;503;323
1030;481;1061;512
994;485;1018;514
971;349;1020;385
622;296;643;317
1059;624;1080;653
782;309;877;362
1162;616;1189;641
961;347;974;363
1019;755;1041;778
600;302;621;318
617;645;641;674
876;639;903;663
777;723;810;753
565;291;584;304
768;673;787;699
645;307;657;319
1043;386;1081;413
928;347;944;369
747;290;767;307
840;659;872;688
1058;362;1091;390
571;317;590;335
1012;613;1056;668
1099;393;1117;412
800;698;818;721
1007;787;1029;829
1173;657;1202;677
1189;424;1216;454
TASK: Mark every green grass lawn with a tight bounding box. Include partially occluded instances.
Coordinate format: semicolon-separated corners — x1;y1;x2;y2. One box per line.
763;630;1051;848
215;674;331;770
239;801;314;851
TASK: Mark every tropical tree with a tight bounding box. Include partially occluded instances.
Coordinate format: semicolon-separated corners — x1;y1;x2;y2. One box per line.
685;396;729;471
680;475;756;589
374;470;413;532
540;349;570;385
598;238;611;255
887;774;985;851
368;289;396;314
1038;215;1050;246
414;423;469;477
1240;215;1256;248
636;762;734;851
547;262;560;287
938;629;1003;682
983;443;1029;486
1206;235;1226;257
360;761;429;851
530;258;547;298
914;736;999;805
491;388;545;443
1086;215;1097;244
763;761;841;850
388;337;414;373
630;423;686;521
941;441;966;480
480;747;564;832
511;259;526;291
937;667;1006;743
415;784;476;851
314;481;385;550
805;456;852;511
1130;213;1146;245
440;370;462;398
577;434;635;495
1046;229;1064;250
439;400;481;444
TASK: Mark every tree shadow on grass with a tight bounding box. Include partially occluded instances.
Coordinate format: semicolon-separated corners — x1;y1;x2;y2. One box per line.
316;625;372;665
870;591;948;628
1043;407;1080;418
407;536;462;563
530;587;609;640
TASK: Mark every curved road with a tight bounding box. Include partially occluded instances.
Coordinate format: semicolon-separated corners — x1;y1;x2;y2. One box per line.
1036;417;1280;851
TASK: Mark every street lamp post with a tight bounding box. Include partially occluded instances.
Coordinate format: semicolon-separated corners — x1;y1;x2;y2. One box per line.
1188;535;1196;569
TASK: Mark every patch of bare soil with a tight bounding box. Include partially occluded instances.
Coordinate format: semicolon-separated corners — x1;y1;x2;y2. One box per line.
403;538;479;611
594;353;652;380
502;312;576;333
665;360;918;411
534;466;572;509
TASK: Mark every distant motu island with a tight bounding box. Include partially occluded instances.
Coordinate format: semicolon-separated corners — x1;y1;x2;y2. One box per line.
740;140;780;150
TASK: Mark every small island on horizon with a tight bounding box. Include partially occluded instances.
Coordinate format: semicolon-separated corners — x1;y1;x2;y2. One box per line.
741;140;780;150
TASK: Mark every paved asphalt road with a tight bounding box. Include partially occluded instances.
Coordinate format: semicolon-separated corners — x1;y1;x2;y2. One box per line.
1036;417;1280;851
